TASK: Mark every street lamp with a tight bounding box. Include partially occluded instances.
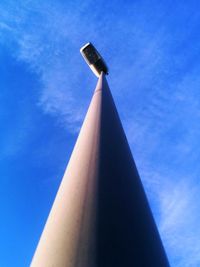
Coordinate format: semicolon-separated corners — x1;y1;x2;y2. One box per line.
80;42;108;77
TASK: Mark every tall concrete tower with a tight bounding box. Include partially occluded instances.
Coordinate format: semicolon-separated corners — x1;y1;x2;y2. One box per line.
31;73;170;267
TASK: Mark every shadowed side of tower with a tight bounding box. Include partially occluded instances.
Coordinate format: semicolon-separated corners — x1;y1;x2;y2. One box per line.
31;73;170;267
97;74;170;267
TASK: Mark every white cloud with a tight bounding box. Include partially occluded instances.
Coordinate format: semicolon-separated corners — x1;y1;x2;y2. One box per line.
158;179;200;267
0;0;95;131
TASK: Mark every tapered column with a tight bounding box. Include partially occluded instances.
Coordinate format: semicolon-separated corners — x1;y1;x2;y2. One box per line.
31;73;170;267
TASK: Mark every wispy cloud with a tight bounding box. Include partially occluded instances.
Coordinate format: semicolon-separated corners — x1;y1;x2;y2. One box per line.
158;178;200;267
0;0;95;131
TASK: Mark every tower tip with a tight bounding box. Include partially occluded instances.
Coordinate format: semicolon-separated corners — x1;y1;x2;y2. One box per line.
80;42;108;77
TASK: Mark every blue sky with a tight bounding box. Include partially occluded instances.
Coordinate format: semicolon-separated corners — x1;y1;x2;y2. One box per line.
1;0;200;266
